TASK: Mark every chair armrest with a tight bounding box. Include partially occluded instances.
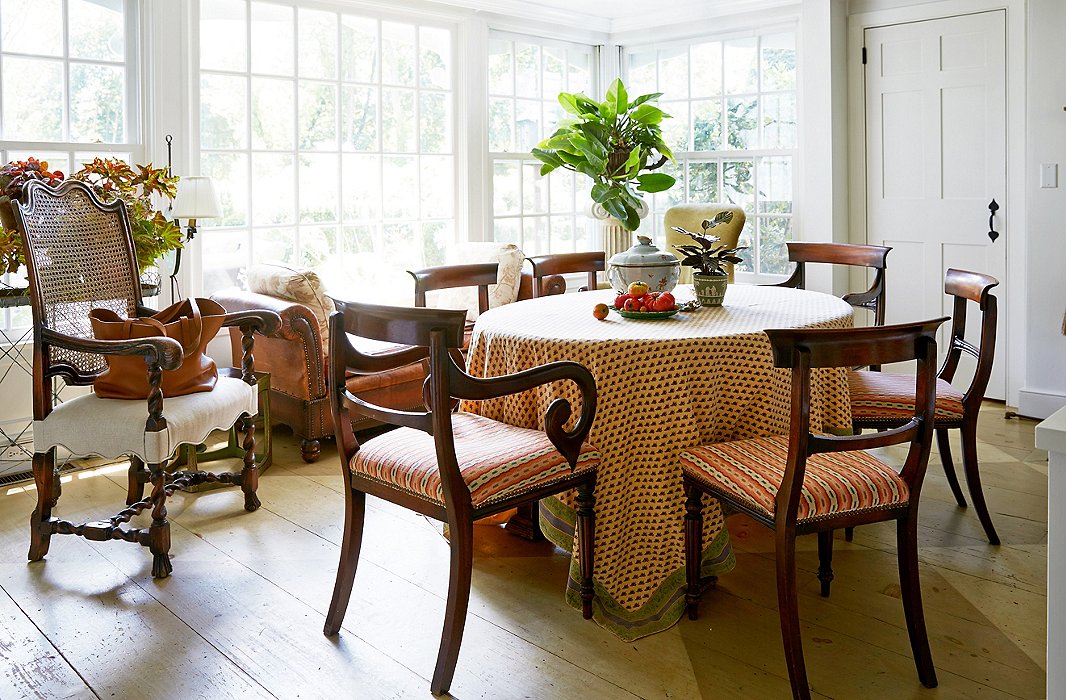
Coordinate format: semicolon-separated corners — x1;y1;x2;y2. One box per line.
220;309;282;337
448;359;597;468
41;327;183;370
211;290;319;343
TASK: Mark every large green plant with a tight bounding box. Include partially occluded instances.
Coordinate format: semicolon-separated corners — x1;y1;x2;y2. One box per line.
531;79;675;231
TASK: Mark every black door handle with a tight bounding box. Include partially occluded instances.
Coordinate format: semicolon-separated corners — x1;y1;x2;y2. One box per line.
988;199;1000;242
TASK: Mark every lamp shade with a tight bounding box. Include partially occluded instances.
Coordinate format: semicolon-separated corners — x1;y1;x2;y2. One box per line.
171;175;222;219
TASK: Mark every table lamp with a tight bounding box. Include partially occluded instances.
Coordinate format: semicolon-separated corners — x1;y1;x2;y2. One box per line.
169;175;221;297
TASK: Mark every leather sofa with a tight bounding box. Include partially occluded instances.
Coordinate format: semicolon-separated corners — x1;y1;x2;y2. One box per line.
213;271;563;463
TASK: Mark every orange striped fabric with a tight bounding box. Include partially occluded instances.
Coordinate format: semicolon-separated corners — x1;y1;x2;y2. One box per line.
352;411;600;508
680;435;909;523
849;370;964;424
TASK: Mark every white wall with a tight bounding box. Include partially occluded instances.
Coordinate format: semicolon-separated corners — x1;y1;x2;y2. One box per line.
1018;0;1066;418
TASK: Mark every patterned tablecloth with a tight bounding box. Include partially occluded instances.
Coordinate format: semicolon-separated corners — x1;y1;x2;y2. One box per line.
462;284;854;640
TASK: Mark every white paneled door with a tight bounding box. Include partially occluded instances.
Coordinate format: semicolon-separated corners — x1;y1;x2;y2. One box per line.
864;10;1006;399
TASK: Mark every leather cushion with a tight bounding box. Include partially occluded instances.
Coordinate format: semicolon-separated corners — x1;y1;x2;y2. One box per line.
849;370;965;424
352;411;600;508
680;435;909;524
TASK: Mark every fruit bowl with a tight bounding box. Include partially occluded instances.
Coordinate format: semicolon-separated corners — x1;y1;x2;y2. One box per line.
614;308;680;320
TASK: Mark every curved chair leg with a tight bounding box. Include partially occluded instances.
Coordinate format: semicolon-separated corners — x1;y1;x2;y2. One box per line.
936;428;967;508
816;531;834;597
959;419;1000;545
301;439;322;463
323;489;366;636
147;463;173;578
431;516;474;696
775;531;811;700
897;514;938;687
28;450;58;562
127;456;147;506
239;415;261;512
575;478;596;619
683;482;705;620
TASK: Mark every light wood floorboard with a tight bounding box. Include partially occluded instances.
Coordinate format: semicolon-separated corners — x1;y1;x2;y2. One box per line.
0;405;1046;698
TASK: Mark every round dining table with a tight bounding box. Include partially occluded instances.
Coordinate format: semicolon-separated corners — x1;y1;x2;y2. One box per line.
462;284;854;641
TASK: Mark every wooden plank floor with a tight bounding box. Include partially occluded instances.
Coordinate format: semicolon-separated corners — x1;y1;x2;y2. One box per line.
0;404;1046;699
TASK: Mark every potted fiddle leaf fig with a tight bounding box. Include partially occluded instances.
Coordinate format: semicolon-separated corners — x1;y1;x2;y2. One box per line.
531;78;676;233
672;212;747;306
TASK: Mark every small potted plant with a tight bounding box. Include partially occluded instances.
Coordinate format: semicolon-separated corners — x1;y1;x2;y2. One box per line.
672;211;747;307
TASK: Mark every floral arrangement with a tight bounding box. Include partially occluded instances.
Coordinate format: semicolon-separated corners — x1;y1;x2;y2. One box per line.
0;157;182;276
672;212;748;276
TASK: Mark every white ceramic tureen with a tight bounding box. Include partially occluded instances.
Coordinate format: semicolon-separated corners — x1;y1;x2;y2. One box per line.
606;235;681;293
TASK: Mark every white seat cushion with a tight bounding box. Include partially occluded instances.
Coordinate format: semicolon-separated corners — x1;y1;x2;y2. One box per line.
33;376;258;464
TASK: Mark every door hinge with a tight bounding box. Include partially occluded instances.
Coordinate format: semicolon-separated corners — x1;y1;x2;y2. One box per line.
862;46;867;64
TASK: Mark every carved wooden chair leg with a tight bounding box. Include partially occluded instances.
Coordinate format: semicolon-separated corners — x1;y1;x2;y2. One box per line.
28;450;57;562
575;479;596;619
126;456;147;506
239;414;261;512
897;514;938;688
775;531;811;700
146;464;173;578
816;531;834;597
683;482;705;620
431;516;474;696
960;419;999;545
301;438;321;464
323;489;367;636
936;428;967;507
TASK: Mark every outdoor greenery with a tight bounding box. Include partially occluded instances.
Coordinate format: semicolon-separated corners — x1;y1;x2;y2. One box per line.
531;79;676;231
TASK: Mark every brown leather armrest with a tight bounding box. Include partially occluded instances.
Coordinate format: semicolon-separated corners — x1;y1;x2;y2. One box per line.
211;290;320;343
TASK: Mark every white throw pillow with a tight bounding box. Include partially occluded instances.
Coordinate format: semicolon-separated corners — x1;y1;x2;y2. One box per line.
428;243;525;321
246;262;335;344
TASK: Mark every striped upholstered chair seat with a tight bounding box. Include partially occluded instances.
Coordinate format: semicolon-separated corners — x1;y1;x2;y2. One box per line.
353;411;601;508
679;435;909;524
849;370;964;425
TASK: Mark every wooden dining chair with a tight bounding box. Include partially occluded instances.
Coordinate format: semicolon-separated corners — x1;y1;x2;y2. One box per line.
775;242;891;326
525;251;606;296
680;318;946;699
322;300;600;695
410;261;499;316
849;269;1001;544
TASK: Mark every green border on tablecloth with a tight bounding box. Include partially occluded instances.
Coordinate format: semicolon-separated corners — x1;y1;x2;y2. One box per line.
540;496;736;642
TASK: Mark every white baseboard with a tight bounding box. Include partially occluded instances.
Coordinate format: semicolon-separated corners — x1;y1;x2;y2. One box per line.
1017;388;1066;420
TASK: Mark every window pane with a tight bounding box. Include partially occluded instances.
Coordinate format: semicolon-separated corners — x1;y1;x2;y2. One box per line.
341;85;378;151
568;51;591;94
342;153;380;221
420;26;451;89
761;33;796;91
341;15;378;83
522;161;547;215
342;224;376;254
494;217;519;245
420;92;451;153
762;93;796;149
422;222;451;266
69;0;124;61
381;21;415;86
758;216;791;275
383;222;418;263
1;0;62;56
690;41;722;98
3;58;63;140
201;0;246;72
687;162;719;203
488;39;512;95
202;229;249;290
299;81;338;150
523;216;548;256
735;220;754;273
514;43;540;99
381;88;415;152
722;160;754;213
658;48;688;100
543;47;566;99
724;38;758;94
627;51;657;96
299;9;337;80
202;152;249;226
254;227;296;264
381;155;417;218
300;225;338;267
514;99;542;152
201;74;248;149
421;155;454;219
488;98;513;152
251;153;296;225
299;153;339;223
758;156;792;213
726;97;758;149
661;101;689;152
692;99;722;151
493;161;520;216
251;2;294;76
549;168;574;213
252;78;294;150
69;63;125;142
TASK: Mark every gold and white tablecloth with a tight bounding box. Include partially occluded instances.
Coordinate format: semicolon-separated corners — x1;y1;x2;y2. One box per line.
462;284;854;640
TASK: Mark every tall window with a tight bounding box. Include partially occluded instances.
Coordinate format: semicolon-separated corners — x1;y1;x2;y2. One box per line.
488;32;597;256
199;1;455;294
625;31;796;278
0;0;137;331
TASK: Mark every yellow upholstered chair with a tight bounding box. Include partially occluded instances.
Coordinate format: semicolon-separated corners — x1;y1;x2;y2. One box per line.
664;204;746;283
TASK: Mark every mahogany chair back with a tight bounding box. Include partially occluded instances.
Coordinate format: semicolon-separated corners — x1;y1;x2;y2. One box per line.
525;251;606;296
776;242;891;326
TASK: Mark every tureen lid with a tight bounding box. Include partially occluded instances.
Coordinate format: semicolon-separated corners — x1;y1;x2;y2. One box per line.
608;235;681;267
